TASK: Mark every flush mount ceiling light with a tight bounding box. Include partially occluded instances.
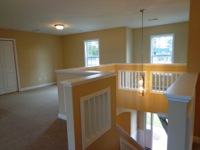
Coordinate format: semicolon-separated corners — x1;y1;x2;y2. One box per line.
54;24;65;30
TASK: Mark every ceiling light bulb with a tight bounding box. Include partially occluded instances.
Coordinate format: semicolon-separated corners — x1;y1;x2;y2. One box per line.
54;24;64;30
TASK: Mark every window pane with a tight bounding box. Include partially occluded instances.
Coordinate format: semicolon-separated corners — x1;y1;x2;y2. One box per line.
85;40;99;67
87;57;99;66
151;34;174;64
87;41;99;57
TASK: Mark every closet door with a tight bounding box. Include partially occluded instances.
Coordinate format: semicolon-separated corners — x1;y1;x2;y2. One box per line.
0;41;18;95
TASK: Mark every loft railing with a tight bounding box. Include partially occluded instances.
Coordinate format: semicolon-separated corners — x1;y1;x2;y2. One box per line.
115;63;186;113
118;70;183;93
55;63;192;150
151;71;182;93
118;70;146;91
116;64;186;93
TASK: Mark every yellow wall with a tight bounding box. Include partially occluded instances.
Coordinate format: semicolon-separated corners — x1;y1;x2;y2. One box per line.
126;28;133;63
64;73;143;150
61;27;127;68
116;64;187;113
71;75;117;150
0;28;64;88
116;112;131;134
56;64;187;116
132;22;188;63
0;23;188;89
187;0;200;137
61;23;188;68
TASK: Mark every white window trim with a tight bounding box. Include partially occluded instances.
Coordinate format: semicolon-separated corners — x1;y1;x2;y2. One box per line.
84;39;100;67
150;33;175;64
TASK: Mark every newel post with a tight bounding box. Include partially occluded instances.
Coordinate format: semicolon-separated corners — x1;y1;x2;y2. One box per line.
164;73;198;150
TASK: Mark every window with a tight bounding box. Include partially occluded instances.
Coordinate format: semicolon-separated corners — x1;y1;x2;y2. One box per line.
84;39;99;67
151;34;174;64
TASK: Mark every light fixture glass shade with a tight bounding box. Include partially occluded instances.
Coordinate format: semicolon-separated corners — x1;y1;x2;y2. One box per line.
54;24;64;30
139;74;145;96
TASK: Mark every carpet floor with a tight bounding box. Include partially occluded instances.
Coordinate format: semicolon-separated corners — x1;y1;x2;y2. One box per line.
0;85;68;150
0;85;199;150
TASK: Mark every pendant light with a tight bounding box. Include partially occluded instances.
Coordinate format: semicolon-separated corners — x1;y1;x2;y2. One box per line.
139;9;145;96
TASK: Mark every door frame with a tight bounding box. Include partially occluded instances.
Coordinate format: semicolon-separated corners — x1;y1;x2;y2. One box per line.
0;38;21;91
145;112;153;149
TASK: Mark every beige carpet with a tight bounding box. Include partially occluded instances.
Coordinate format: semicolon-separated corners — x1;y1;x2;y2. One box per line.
0;85;68;150
1;85;199;150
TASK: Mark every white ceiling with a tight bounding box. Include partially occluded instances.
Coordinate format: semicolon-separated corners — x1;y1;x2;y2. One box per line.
0;0;190;35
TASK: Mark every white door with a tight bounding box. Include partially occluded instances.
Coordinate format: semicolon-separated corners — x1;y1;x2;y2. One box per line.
0;40;18;95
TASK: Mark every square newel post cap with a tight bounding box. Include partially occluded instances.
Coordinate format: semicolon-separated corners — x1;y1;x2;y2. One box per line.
164;73;198;103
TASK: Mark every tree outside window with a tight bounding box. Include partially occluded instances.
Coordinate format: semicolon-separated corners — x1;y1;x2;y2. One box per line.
84;40;99;67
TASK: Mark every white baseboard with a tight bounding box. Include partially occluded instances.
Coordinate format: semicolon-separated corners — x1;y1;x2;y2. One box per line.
19;82;56;91
194;136;200;144
58;113;67;120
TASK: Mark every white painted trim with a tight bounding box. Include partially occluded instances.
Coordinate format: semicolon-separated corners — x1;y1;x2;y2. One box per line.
0;38;21;92
120;137;136;150
80;88;111;149
58;113;67;120
164;73;198;103
61;72;115;87
63;86;76;150
150;33;175;64
19;82;56;91
55;70;99;75
150;71;184;94
163;95;192;103
84;39;100;67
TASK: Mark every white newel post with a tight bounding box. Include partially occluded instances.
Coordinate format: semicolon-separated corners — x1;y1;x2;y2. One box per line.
166;97;190;150
61;83;76;150
164;73;198;150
